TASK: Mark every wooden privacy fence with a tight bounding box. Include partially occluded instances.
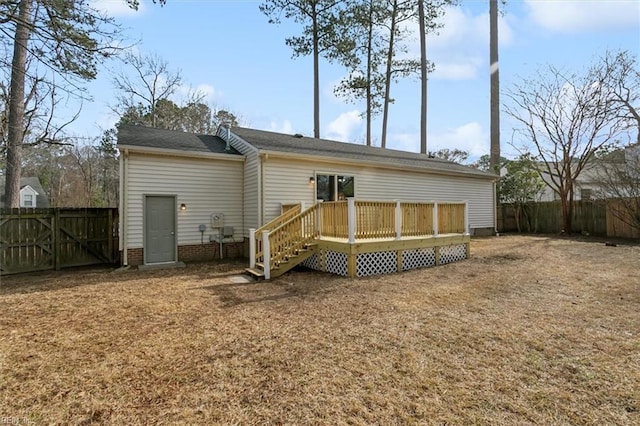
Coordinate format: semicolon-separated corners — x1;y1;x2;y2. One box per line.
498;199;639;238
0;208;119;275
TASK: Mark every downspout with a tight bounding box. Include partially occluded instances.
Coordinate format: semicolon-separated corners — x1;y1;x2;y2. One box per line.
121;149;129;266
494;180;498;236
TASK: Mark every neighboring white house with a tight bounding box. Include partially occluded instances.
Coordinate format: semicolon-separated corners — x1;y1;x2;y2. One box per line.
537;144;640;202
117;125;498;267
0;177;50;208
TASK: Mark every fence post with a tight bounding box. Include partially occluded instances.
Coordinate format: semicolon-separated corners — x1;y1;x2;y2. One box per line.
54;209;61;270
347;197;356;243
433;202;439;237
464;201;470;235
262;230;270;280
395;200;402;240
107;208;114;262
249;228;256;268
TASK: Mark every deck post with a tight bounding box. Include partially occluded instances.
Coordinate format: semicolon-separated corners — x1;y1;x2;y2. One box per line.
316;201;322;237
464;200;470;235
433;202;439;237
395;200;402;240
347;197;356;244
249;228;256;268
262;230;271;280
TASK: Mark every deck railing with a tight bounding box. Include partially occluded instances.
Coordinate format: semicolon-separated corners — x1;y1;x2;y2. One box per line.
250;199;468;279
317;199;467;240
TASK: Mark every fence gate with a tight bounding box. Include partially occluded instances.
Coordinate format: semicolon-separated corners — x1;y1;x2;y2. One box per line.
0;208;119;275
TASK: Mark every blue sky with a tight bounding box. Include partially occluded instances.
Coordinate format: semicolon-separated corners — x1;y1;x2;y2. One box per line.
79;0;640;160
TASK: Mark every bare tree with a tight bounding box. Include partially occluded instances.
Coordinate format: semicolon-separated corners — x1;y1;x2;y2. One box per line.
429;148;469;163
0;0;166;207
505;64;625;234
599;50;640;144
112;52;183;128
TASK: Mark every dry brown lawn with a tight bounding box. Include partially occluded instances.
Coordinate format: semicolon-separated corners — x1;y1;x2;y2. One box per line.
1;235;638;425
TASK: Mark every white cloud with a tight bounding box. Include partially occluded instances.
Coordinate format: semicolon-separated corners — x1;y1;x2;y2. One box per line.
525;0;640;33
175;83;218;104
402;6;514;81
325;110;363;142
387;132;420;153
431;58;483;80
268;120;294;134
386;122;488;159
430;122;488;158
91;0;146;17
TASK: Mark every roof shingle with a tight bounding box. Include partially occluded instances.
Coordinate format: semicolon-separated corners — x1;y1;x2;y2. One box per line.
117;124;241;155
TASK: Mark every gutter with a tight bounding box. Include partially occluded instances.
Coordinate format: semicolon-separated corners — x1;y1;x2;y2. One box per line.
117;144;244;161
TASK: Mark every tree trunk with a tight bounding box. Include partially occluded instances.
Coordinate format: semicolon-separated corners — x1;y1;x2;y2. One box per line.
365;0;373;146
5;0;33;208
417;0;427;154
381;0;398;149
489;0;500;174
312;5;320;139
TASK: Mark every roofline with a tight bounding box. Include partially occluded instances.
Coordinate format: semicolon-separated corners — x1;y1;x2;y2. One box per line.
258;149;497;181
118;144;244;161
20;184;39;195
222;126;259;154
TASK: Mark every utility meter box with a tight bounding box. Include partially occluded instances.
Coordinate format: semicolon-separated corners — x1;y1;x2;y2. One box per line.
211;213;224;228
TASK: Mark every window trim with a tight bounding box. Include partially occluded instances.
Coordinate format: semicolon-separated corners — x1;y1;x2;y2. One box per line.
314;172;356;202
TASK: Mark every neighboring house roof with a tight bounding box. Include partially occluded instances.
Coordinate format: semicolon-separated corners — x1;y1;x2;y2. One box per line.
0;176;50;208
228;126;496;180
117;124;242;156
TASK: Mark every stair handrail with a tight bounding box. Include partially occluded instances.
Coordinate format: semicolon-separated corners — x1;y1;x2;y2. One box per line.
267;204;320;268
254;203;302;264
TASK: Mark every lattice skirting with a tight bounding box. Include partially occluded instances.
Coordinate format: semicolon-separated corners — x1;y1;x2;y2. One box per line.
440;244;467;264
301;243;468;278
357;251;397;277
402;247;436;271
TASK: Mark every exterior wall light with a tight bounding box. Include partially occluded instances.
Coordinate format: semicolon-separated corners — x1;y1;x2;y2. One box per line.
180;203;187;211
309;176;315;184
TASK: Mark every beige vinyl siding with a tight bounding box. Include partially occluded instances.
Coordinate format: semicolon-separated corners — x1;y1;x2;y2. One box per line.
242;152;260;234
262;157;495;230
219;127;260;236
126;153;243;248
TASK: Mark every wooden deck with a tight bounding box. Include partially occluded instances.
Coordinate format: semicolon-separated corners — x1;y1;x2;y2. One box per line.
249;199;471;279
307;234;470;278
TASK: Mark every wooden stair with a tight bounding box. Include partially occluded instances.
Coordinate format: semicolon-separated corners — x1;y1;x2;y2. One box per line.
246;244;317;280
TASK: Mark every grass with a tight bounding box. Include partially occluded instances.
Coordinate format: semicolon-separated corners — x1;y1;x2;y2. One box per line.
1;235;638;424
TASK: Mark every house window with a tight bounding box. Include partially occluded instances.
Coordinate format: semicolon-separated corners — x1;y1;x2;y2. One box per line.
581;188;592;200
316;174;355;201
23;194;33;207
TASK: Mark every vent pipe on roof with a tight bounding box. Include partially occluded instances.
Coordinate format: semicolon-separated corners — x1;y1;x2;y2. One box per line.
225;126;231;151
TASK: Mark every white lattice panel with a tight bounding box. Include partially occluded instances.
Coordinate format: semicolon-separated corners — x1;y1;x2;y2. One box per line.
301;253;319;271
326;251;348;276
357;251;397;277
440;244;467;264
402;248;436;271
